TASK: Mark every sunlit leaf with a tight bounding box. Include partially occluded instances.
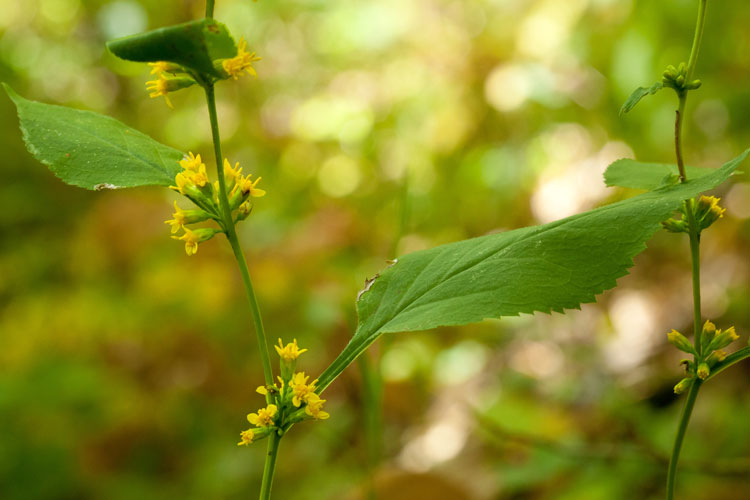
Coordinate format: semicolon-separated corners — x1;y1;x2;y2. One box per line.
106;18;236;78
317;151;747;391
4;83;183;190
620;82;663;115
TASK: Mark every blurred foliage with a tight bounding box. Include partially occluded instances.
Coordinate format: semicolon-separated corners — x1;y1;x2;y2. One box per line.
1;0;749;499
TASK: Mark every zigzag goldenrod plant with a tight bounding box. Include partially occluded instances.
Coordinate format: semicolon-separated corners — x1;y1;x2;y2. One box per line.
5;0;748;498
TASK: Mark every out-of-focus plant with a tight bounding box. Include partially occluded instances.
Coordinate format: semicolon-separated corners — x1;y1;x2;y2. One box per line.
5;0;748;498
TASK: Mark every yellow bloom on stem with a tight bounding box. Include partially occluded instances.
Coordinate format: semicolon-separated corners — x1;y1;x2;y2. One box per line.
172;227;200;256
165;201;187;233
149;61;170;75
224;158;243;184
192;164;209;188
247;404;277;427
180;152;204;172
169;171;192;194
145;75;173;108
237;429;254;446
275;338;307;362
304;393;330;420
222;38;262;80
290;372;318;407
256;385;268;395
239;174;266;197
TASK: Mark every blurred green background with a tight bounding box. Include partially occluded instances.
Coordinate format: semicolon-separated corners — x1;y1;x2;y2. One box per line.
1;0;749;498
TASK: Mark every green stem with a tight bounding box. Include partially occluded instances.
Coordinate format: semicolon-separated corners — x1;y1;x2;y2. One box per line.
686;0;708;80
665;3;709;498
259;432;282;500
666;380;702;500
204;84;274;389
205;0;215;18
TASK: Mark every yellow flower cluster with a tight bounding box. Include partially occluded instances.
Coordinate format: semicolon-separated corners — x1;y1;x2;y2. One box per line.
670;320;741;393
237;339;330;447
144;61;196;108
222;38;262;80
165;152;266;256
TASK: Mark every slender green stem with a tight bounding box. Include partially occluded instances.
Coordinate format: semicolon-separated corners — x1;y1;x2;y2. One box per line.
686;0;708;80
666;380;702;500
204;84;274;389
205;0;215;18
665;3;710;498
259;432;282;500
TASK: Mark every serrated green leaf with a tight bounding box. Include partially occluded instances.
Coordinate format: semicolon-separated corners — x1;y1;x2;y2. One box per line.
620;82;663;115
604;159;716;190
4;83;184;190
106;18;236;78
317;150;748;391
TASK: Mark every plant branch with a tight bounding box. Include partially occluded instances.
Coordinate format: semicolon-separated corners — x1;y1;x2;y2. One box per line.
205;0;215;18
666;380;702;500
259;432;282;500
204;84;274;389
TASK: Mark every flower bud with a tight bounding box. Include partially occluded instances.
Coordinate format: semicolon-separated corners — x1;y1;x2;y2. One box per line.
696;362;710;380
667;329;697;355
236;200;253;222
662;218;688;233
707;326;739;352
700;320;716;353
705;349;727;367
673;377;693;395
675;75;685;87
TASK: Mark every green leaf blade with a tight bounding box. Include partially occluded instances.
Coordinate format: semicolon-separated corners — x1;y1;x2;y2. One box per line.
4;83;184;190
106;19;236;78
318;150;748;391
604;159;716;190
620;82;663;115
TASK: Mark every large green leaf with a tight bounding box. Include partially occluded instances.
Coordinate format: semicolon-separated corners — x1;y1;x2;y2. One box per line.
317;150;748;391
619;82;663;115
4;84;183;190
604;159;715;190
106;19;236;78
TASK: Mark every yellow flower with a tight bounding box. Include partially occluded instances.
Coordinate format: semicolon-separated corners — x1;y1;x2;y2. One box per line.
222;38;262;80
149;61;171;75
247;404;277;427
304;393;330;420
290;372;318;407
172;227;200;256
224;158;243;184
171;227;219;256
165;201;187;233
192;164;209;188
237;429;254;446
256;385;268;395
145;75;173;108
180;152;204;172
169;171;192;194
238;174;266;197
275;338;307;362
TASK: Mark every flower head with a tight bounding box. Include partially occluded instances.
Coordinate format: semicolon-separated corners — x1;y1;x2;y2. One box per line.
224;158;243;184
171;227;218;256
222;38;262;80
290;372;318;407
239;174;266;197
165;201;187;234
146;75;173;108
180;152;204;172
275;338;307;362
304;393;330;420
247;404;277;427
149;61;170;75
237;429;254;446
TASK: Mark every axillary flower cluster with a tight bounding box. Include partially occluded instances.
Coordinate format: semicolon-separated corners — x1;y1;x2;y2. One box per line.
238;339;329;447
668;320;740;393
166;152;266;255
662;195;726;234
145;37;260;108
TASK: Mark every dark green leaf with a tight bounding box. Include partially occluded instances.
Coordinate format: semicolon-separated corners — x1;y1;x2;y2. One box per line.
106;19;236;78
620;82;663;115
604;159;716;190
317;150;748;391
4;83;184;190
